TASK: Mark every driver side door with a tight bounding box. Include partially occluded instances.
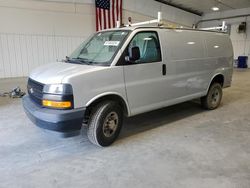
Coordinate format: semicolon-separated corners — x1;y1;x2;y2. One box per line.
122;31;166;115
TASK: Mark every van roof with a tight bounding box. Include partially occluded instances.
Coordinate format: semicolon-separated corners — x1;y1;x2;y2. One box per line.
102;26;228;34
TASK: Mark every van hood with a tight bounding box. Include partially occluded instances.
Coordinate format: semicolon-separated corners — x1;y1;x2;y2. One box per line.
29;62;106;84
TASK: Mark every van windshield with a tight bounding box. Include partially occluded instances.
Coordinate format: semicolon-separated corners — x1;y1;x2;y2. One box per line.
69;30;129;66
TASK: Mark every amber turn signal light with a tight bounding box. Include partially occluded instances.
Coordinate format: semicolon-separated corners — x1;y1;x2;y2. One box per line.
42;100;72;109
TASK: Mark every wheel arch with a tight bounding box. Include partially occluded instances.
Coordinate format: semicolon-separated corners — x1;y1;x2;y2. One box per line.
206;74;224;93
85;92;130;120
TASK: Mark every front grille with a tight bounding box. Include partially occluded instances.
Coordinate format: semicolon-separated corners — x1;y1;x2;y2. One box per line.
27;78;44;105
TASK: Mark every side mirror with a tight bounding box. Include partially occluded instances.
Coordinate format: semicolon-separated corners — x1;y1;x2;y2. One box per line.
127;46;140;62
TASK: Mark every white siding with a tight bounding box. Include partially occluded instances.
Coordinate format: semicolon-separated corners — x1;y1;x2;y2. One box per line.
0;33;85;78
0;0;93;78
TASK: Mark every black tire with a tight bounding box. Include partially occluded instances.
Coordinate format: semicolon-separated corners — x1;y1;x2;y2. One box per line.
201;83;222;110
87;101;123;147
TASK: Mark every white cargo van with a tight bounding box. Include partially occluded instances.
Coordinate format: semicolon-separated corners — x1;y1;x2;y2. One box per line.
23;26;233;146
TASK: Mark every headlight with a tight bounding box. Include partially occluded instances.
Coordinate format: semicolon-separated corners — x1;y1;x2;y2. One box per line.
42;83;74;109
43;84;73;95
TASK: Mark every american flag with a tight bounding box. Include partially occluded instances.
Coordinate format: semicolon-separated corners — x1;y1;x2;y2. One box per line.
95;0;123;31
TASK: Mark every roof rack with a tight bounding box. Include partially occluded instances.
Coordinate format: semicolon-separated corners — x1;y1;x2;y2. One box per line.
123;12;227;33
199;21;227;32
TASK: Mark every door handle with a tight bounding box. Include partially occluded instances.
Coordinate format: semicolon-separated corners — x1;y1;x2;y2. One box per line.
162;64;166;76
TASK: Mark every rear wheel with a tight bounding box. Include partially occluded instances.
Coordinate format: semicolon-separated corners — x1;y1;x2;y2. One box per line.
201;83;222;110
87;101;123;147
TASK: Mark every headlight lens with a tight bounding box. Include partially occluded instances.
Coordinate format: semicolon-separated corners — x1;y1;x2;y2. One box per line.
43;84;73;95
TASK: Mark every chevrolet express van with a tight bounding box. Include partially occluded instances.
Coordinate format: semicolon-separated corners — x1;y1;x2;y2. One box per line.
23;26;233;147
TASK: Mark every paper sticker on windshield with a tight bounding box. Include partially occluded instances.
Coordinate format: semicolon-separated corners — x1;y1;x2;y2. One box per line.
104;41;120;46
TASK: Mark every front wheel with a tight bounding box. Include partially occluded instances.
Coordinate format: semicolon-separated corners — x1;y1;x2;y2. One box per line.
87;101;123;147
201;83;223;110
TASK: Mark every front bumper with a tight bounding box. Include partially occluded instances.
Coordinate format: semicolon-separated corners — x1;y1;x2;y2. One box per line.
22;95;85;132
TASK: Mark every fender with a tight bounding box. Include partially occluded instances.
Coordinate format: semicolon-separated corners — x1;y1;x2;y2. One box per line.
86;92;131;116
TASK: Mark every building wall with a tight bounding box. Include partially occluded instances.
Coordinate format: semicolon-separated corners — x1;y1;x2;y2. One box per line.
0;0;200;78
200;8;250;60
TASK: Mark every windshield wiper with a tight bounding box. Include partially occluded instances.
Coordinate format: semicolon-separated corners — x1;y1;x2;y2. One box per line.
64;57;93;65
64;58;84;65
71;57;93;65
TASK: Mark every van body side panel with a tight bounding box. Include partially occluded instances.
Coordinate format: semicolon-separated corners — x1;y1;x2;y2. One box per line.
162;30;209;97
163;30;233;101
203;32;233;89
62;66;127;110
159;30;191;99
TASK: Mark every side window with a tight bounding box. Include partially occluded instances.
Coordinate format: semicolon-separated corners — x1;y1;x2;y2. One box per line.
128;32;161;63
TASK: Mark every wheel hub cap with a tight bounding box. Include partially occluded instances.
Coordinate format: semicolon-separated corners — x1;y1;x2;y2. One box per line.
211;88;220;105
103;112;118;137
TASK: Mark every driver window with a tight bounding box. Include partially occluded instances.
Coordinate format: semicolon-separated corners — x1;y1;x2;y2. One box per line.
128;32;161;63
